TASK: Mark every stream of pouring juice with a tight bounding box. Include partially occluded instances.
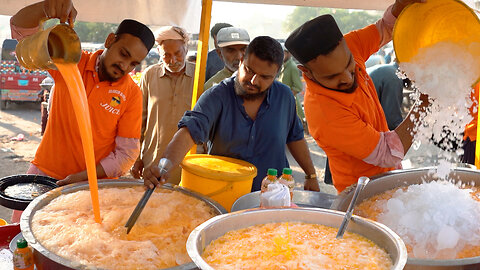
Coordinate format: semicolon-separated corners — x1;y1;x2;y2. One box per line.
55;61;101;223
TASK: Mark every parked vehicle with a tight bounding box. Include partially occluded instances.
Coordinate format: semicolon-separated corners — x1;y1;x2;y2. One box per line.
0;39;48;109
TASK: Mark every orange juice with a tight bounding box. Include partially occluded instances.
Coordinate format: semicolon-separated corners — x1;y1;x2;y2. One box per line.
13;239;34;270
54;61;101;223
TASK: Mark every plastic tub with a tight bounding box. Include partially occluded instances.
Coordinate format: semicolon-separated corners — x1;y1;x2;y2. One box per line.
180;154;257;211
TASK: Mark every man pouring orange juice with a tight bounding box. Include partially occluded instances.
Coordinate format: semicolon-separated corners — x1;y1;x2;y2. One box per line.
10;0;154;187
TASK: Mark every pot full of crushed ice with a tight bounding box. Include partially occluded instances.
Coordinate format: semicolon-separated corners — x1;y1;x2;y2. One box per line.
19;180;227;270
332;167;480;270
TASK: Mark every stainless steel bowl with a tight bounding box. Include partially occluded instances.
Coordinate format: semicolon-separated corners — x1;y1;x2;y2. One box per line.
231;190;337;211
20;180;227;270
187;208;407;269
332;167;480;270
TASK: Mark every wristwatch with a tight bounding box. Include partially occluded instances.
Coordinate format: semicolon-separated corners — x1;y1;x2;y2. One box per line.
305;173;317;179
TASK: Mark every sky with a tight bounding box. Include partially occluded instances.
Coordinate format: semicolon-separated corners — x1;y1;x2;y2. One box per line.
210;2;296;39
0;2;296;45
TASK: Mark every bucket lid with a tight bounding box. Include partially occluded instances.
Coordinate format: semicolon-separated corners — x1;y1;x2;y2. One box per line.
181;154;257;181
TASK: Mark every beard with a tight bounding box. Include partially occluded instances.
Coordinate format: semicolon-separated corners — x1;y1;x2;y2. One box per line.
225;60;240;73
311;70;358;94
234;77;267;101
99;60;123;82
165;61;186;73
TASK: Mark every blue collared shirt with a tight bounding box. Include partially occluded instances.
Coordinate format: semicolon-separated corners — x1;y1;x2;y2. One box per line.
178;76;304;191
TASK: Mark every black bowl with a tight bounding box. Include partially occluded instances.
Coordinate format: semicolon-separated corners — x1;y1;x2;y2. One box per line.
0;174;58;210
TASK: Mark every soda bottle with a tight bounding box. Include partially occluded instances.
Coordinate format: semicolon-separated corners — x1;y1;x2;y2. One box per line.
13;238;34;270
260;168;278;193
278;168;295;200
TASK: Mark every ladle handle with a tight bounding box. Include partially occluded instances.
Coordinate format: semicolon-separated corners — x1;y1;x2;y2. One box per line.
336;176;370;239
125;158;172;234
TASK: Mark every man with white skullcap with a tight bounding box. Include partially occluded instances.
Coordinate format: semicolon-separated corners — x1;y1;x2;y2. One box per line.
130;26;195;184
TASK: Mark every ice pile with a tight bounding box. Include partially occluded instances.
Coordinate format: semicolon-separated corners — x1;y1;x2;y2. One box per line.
0;249;13;270
377;181;480;259
399;42;480;161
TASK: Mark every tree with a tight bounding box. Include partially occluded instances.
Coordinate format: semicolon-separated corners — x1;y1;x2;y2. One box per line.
73;22;119;43
44;20;118;43
283;7;382;35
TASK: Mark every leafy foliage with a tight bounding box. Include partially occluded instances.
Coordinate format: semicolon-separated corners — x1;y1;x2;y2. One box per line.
43;19;118;43
283;7;382;34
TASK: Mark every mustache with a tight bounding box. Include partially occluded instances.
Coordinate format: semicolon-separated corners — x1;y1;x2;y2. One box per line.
167;61;182;68
244;81;260;91
112;64;125;76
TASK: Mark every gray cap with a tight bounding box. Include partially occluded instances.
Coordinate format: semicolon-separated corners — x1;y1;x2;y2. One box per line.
217;27;250;48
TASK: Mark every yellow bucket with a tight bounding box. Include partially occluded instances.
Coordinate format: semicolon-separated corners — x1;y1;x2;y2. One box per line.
393;0;480;63
180;154;257;211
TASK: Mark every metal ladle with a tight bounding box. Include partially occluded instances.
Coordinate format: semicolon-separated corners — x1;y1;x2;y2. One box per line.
336;176;370;239
125;158;172;234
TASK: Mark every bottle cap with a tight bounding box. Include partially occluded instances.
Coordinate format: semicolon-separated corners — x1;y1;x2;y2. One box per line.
282;168;292;175
16;238;28;249
267;168;277;176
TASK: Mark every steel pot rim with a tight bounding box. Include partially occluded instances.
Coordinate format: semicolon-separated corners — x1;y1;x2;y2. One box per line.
332;167;480;267
186;207;408;270
20;179;226;270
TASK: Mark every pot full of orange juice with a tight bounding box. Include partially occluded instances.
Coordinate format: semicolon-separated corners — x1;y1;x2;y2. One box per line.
20;180;227;270
187;208;407;269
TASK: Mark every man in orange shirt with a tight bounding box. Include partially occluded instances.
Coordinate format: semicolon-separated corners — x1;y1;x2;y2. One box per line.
11;0;154;186
461;83;479;165
285;0;429;193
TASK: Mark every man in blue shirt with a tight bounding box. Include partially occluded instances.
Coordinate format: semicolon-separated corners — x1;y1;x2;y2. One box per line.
367;61;404;130
144;36;320;192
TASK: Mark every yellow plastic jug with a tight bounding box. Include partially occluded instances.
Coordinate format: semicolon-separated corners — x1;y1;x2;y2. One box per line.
15;21;81;70
393;0;480;63
180;154;257;211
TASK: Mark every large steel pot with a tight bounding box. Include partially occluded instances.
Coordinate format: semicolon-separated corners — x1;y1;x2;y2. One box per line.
331;167;480;270
186;208;407;269
20;180;227;270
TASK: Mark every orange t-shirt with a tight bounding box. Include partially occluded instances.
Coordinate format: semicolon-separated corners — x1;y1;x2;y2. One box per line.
464;83;479;142
304;24;392;193
32;50;142;179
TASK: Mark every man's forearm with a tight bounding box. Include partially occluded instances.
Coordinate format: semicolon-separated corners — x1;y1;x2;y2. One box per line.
12;2;47;28
162;127;196;171
100;137;140;177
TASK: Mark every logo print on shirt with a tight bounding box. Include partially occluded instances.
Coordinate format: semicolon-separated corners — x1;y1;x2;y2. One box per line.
100;98;120;115
110;96;121;107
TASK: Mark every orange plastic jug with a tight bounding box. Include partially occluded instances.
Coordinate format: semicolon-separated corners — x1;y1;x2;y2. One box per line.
15;21;81;70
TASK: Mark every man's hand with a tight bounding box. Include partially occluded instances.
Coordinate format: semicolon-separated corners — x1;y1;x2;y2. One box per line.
43;0;77;25
130;160;144;179
57;172;86;186
304;178;320;192
392;0;426;17
142;165;169;189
